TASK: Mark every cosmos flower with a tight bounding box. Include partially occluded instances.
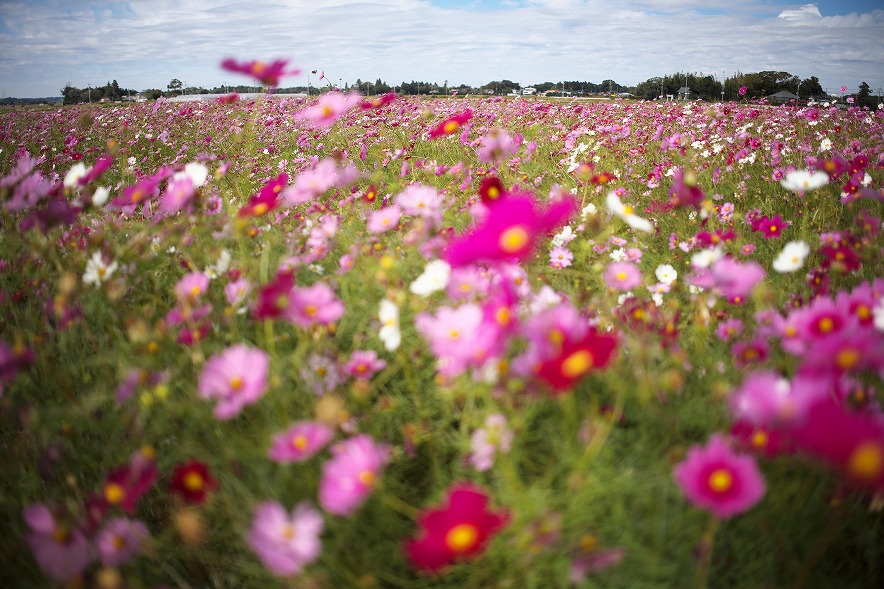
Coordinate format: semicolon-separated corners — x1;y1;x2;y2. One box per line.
238;173;288;217
772;241;810;273
378;298;401;351
83;251;118;287
220;58;297;87
247;501;324;576
405;483;509;572
23;504;92;583
780;170;829;192
606;191;653;233
428;110;472;139
445;191;577;267
268;421;334;463
319;434;391;516
296;92;362;127
96;517;149;566
410;259;452;297
673;434;766;519
344;350;387;380
169;460;218;505
469;414;514;472
603;262;642;291
197;344;270;420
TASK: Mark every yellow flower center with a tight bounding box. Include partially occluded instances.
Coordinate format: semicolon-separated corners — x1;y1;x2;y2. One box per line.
322;105;333;117
561;350;593;379
443;120;460;134
292;435;308;450
817;317;834;333
358;470;376;486
751;431;769;448
449;330;460;339
305;305;318;317
252;202;269;216
847;442;883;480
105;482;125;504
616;271;627;281
281;524;295;540
836;348;860;370
495;307;511;326
229;376;244;391
856;305;870;320
445;523;479;553
499;226;530;254
183;471;204;492
622;205;633;215
487;186;500;199
708;468;733;493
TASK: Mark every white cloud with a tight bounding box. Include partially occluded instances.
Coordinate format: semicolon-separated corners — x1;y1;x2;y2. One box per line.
0;0;881;97
777;3;823;21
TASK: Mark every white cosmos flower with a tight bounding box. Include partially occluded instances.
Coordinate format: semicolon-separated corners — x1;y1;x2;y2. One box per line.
92;186;110;207
63;163;87;190
772;241;810;273
780;170;829;192
820;138;832;151
655;264;678;284
606;192;653;233
873;297;884;332
378;298;401;351
82;251;118;287
551;225;574;247
173;162;209;187
409;259;451;297
691;246;724;269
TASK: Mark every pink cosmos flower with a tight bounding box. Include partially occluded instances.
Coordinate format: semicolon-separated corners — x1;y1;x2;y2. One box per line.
96;517;149;566
673;434;766;519
319;434;391;516
283;282;345;328
221;58;297;87
197;344;270;420
23;504;92;583
415;303;503;378
469;414;514;471
238;173;288;217
344;350;387;380
706;257;766;303
476;129;521;163
715;318;743;341
669;168;705;209
225;278;252;307
367;205;402;233
296;92;362;127
739;86;748;96
604;262;642;291
445;191;577;268
174;271;210;303
159;176;196;215
268;421;334;463
247;501;324;576
395;183;444;226
281;159;360;206
549;246;574;269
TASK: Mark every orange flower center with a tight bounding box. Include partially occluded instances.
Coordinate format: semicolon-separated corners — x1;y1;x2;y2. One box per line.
445;523;479;553
281;524;295;540
105;482;126;504
252;202;269;216
836;348;860;370
305;305;318;317
708;468;733;493
499;226;530;254
751;431;769;449
495;307;511;326
112;535;127;550
847;442;883;481
561;350;593;379
358;470;376;487
443;121;460;134
292;435;308;450
183;471;204;492
229;376;244;391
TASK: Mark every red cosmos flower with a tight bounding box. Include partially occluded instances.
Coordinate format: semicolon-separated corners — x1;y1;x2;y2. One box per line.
103;447;158;514
360;92;397;110
252;271;295;320
405;483;509;572
534;329;618;392
220;58;298;88
238;173;288;218
820;244;861;272
478;175;505;206
428;110;472;139
169;460;218;505
590;171;617;185
444;190;577;268
362;184;378;204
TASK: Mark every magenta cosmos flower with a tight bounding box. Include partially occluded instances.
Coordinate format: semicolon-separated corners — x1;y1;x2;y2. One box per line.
268;421;334;463
197;344;269;420
319;434;391;516
247;501;324;577
284;282;345;328
673;434;766;519
445;191;577;268
220;58;297;87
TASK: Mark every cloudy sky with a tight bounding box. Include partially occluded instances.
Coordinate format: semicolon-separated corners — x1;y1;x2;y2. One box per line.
1;0;882;98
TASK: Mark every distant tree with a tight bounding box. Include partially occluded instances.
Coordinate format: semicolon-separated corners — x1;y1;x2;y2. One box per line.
856;82;874;108
167;79;183;96
144;89;163;100
800;76;823;98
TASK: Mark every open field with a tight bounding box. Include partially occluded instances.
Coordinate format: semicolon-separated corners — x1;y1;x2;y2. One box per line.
1;94;882;589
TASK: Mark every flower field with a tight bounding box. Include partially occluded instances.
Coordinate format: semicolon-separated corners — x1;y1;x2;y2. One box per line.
1;88;883;589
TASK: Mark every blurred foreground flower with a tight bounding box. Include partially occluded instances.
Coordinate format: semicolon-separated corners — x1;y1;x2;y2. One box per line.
169;460;218;505
405;483;509;572
23;503;92;583
319;435;391;516
428;110;472;139
197;344;269;420
220;58;298;87
780;169;829;192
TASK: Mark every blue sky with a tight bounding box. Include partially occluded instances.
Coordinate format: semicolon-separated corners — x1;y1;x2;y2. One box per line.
0;0;882;98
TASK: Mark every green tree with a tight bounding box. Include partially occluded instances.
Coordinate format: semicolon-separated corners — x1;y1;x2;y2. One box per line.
800;76;823;98
167;79;182;96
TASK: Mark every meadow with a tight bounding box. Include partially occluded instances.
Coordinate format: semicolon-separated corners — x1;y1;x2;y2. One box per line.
1;87;882;589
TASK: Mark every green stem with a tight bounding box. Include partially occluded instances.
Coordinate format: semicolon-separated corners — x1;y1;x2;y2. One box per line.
693;516;721;589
